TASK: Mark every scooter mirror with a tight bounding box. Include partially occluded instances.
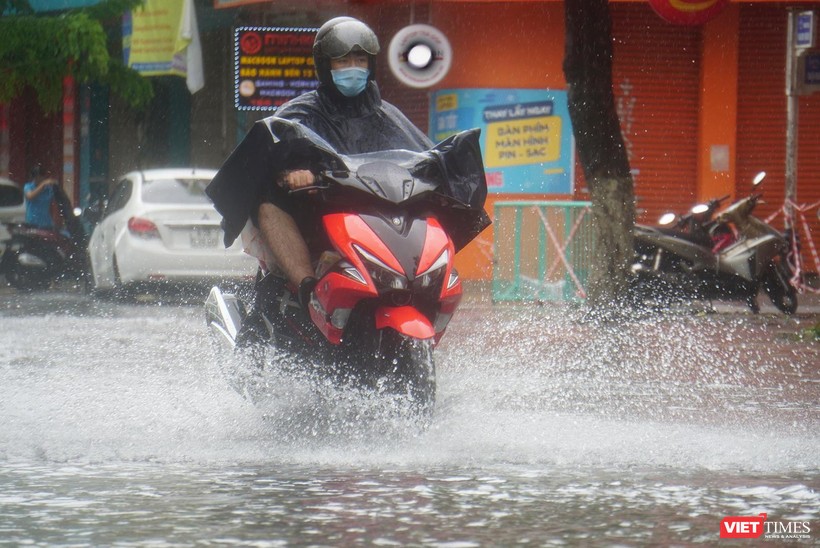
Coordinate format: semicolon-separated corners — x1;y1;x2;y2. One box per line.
691;203;709;215
658;212;677;225
752;171;766;186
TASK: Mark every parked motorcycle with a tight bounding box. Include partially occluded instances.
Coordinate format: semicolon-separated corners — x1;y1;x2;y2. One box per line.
0;184;90;290
655;193;732;251
205;121;490;419
631;172;798;314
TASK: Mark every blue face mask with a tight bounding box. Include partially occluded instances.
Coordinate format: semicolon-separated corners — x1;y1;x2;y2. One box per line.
330;67;369;97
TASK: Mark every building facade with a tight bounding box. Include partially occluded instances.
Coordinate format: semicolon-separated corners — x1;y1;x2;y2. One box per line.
4;0;819;280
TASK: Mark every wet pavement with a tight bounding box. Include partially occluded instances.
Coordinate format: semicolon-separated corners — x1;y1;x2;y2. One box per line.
1;277;818;545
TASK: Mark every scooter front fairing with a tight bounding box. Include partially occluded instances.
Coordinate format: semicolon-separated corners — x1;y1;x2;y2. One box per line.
308;212;461;345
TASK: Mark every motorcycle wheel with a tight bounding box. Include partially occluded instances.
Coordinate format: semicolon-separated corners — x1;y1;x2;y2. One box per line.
5;252;53;291
762;262;798;315
367;330;436;421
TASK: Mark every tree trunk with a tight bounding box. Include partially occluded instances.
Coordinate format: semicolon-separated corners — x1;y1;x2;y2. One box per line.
563;0;636;317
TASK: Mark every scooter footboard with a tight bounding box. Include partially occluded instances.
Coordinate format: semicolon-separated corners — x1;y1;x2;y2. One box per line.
374;306;435;340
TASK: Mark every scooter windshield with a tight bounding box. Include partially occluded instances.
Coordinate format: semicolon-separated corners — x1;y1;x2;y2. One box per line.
267;117;488;212
208;117;491;252
267;118;491;251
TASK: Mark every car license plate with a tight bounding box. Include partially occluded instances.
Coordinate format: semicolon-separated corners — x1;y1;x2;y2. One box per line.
190;227;219;248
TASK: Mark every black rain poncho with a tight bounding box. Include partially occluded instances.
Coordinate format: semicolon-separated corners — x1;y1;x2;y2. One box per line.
206;82;489;251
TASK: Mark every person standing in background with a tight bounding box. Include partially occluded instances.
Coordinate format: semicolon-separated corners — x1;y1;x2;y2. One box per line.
23;164;57;229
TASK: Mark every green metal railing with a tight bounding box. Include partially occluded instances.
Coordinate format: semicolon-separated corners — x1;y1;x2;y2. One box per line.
492;201;594;302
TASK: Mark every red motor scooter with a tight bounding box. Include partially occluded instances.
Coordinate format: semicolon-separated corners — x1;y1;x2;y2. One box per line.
206;121;490;419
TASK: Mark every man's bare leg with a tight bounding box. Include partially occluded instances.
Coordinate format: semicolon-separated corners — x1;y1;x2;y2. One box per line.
257;202;314;287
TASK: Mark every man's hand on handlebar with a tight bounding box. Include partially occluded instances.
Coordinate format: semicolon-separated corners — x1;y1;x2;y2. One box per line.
279;169;316;190
279;169;331;195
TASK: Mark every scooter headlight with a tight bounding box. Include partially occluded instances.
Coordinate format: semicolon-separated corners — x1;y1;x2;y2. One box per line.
353;244;408;291
416;249;449;289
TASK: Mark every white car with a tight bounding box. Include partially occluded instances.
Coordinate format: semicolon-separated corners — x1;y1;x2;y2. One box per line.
88;168;258;290
0;177;26;223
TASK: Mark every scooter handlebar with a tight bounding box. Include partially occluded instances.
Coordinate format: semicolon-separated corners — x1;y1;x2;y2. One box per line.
287;170;355;195
287;184;329;195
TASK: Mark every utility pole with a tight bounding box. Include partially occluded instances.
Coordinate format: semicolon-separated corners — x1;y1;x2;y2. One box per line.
784;9;798;231
785;9;819;230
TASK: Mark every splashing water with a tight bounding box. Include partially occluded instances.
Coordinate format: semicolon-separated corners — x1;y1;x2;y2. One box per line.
0;298;817;468
0;293;817;544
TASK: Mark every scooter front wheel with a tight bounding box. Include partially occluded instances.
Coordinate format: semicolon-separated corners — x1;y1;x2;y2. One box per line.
393;334;435;418
359;330;436;422
763;262;798;315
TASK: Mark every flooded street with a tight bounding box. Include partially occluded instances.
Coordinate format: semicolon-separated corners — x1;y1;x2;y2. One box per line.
1;287;818;545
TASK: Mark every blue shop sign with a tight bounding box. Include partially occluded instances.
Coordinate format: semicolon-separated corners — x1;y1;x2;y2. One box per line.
797;11;815;49
429;88;575;195
27;0;101;11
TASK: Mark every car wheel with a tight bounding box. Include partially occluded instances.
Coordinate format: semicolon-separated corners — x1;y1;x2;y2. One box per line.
88;251;111;298
92;254;123;300
79;250;94;295
110;254;133;301
112;254;122;287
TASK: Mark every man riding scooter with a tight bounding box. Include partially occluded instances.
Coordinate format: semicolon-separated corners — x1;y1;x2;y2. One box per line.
207;16;449;338
205;17;490;413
